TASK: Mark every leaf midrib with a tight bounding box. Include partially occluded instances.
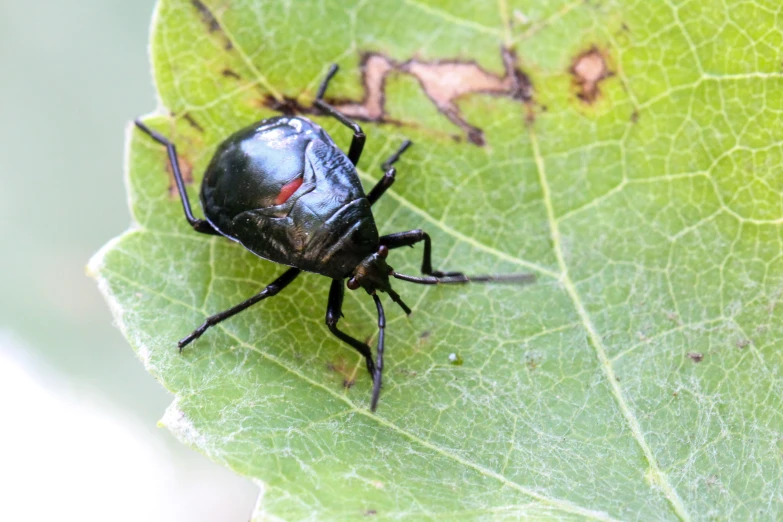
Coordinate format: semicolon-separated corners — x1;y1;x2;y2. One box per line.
529;128;691;521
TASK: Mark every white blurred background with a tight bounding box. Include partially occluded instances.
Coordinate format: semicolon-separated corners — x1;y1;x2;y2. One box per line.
0;1;259;519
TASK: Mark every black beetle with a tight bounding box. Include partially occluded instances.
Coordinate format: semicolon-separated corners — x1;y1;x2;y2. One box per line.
135;65;533;411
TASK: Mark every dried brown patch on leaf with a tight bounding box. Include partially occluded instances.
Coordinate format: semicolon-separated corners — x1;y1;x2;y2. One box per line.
571;47;612;104
332;53;395;121
251;49;535;145
222;68;241;80
401;56;510;144
329;47;535;146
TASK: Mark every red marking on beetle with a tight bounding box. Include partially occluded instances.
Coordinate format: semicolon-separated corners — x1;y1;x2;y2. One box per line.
275;177;303;205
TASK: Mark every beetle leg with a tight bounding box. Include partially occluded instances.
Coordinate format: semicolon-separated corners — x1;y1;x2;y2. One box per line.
134;120;221;236
326;279;376;380
381;139;413;172
178;268;301;350
370;293;386;412
379;230;465;278
314;64;366;166
367;167;396;206
367;140;413;206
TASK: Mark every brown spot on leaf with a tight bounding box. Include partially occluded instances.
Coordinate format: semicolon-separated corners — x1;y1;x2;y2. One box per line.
502;48;534;103
191;0;232;50
571;47;612;103
365;510;377;516
687;352;704;363
192;0;221;32
326;359;357;388
260;94;311;115
736;338;750;349
222;68;241;80
183;113;204;133
165;154;193;199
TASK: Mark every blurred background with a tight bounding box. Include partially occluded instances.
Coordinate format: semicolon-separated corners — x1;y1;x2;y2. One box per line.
0;1;259;519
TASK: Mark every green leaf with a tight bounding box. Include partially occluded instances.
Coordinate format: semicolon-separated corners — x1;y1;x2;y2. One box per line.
90;0;783;519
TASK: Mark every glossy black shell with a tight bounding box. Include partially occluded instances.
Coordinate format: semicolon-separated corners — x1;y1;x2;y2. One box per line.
201;116;379;279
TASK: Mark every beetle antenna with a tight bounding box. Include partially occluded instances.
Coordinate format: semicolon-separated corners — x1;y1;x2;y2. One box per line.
392;272;536;285
387;289;411;315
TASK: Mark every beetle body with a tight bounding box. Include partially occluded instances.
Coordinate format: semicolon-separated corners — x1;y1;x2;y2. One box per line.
201;116;379;279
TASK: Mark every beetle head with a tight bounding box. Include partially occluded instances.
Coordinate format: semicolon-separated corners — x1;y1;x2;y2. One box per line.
348;246;411;314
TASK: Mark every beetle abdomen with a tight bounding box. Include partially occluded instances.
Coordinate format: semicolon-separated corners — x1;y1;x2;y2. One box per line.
200;116;378;276
201;116;329;229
